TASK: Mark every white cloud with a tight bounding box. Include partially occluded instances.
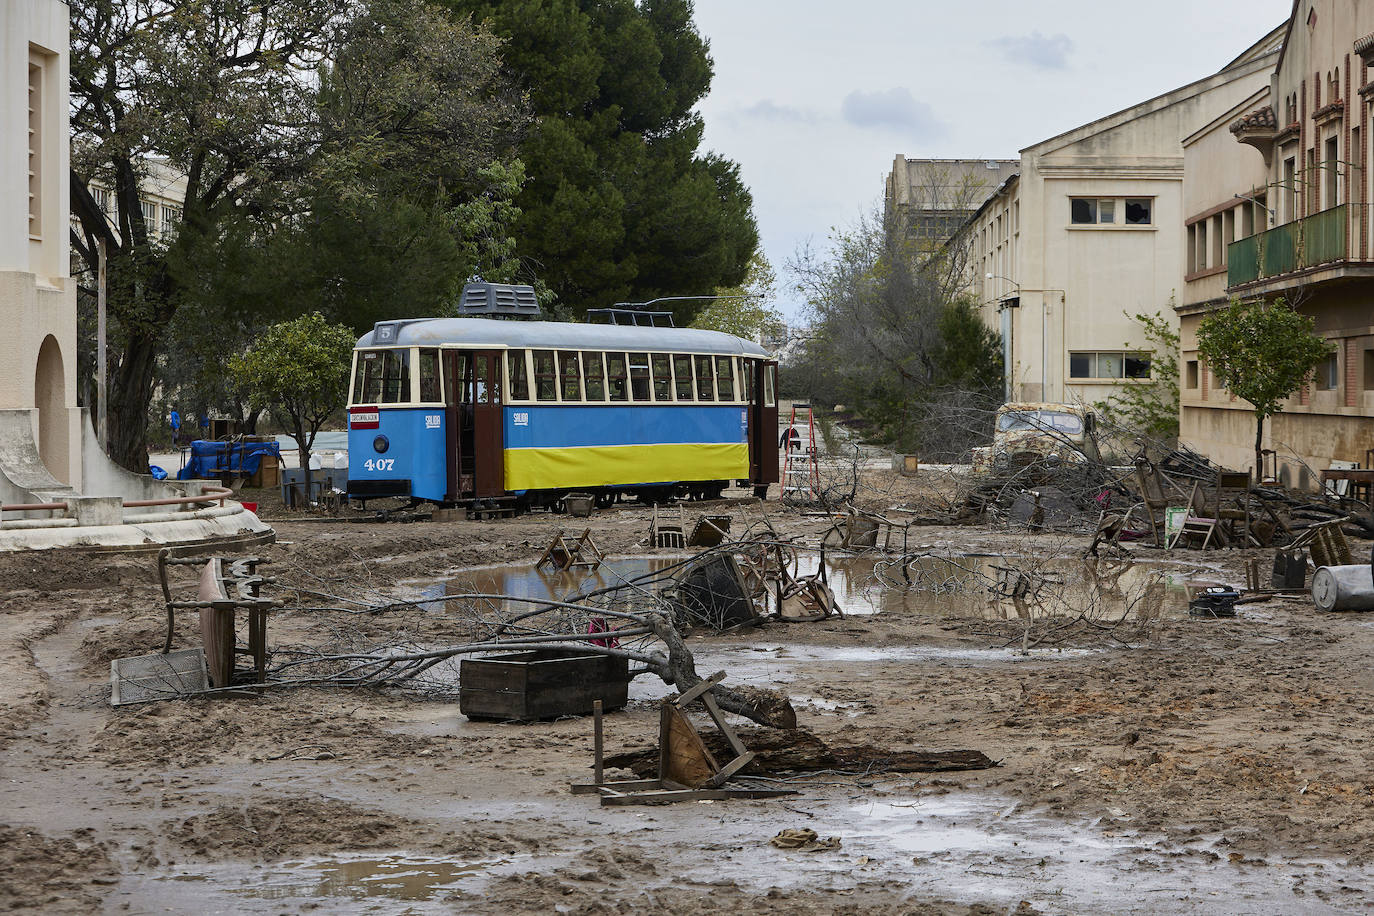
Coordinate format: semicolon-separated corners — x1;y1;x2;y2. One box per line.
986;31;1075;70
840;88;945;137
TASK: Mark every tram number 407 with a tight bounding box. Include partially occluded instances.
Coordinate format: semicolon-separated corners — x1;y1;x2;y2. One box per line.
363;458;396;472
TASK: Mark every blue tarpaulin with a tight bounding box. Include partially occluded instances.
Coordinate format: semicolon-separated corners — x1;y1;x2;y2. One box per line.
177;440;282;480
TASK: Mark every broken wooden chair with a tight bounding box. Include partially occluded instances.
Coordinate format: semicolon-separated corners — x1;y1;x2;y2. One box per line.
535;529;605;571
649;505;686;549
571;673;796;805
157;548;280;689
687;514;732;548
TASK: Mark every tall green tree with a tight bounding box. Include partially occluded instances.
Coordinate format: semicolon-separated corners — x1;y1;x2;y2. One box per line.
437;0;758;320
691;253;783;341
229;314;357;496
69;0;527;470
1197;298;1334;475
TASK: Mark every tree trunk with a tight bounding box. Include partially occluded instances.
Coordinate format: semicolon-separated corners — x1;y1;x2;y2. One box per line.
295;419;313;507
645;614;796;729
108;328;162;473
1254;414;1265;482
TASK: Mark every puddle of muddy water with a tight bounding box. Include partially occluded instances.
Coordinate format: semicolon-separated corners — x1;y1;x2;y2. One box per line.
161;853;517;908
412;553;1231;622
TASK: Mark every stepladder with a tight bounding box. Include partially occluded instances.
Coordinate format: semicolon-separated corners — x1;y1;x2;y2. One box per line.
781;403;820;502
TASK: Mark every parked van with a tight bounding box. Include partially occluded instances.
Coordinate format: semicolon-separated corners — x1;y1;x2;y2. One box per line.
971;402;1100;477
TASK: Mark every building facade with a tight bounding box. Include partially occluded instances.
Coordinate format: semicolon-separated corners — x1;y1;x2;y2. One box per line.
1179;0;1374;483
884;157;1018;245
957;30;1282;409
1;0;79;491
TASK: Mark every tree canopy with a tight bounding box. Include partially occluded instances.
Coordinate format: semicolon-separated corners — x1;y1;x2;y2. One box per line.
229;313;357;491
787;209;1003;459
690;253;783;341
437;0;758;320
1197;298;1334;475
69;0;529;469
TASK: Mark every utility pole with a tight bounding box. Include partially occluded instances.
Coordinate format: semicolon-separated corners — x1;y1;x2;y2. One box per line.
97;237;107;451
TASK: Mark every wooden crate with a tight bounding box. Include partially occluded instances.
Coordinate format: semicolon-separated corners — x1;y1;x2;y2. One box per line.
460;648;629;721
248;453;281;489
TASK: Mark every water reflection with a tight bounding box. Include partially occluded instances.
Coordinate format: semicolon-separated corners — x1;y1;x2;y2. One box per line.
415;553;1219;623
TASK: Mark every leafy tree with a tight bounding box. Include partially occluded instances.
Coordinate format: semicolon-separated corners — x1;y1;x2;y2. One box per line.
1093;309;1181;445
437;0;758;319
229;314;357;497
1197;298;1334;475
691;253;783;341
788;206;1002;459
69;0;527;470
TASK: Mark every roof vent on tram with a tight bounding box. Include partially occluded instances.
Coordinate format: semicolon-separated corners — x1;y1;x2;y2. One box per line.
457;282;542;319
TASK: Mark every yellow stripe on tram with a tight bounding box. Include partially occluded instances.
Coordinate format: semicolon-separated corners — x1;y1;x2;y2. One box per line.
504;443;749;491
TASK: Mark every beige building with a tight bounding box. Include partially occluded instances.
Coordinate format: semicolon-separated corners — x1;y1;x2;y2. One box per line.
77;158;187;246
0;0;268;549
957;29;1283;408
885;157;1018;244
1179;0;1374;484
1;0;79;493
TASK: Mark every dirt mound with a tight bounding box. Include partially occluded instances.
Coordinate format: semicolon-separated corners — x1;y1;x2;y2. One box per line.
168;797;536;863
0;552;142;593
169;797;420;861
458;872;1008;915
0;826;119;914
90;692;437;768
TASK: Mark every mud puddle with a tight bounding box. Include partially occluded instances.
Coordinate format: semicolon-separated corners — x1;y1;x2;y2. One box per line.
155;853;525;910
142;785;1374;915
412;553;1230;622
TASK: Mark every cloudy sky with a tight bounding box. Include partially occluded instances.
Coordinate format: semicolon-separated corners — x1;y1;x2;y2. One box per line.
689;0;1295;320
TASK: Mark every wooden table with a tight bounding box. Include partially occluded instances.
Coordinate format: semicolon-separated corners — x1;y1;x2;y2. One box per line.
1321;468;1374;505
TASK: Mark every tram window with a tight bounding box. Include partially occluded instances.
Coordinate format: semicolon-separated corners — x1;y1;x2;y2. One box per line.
606;352;629;402
583;351;606;401
651;354;673;401
352;352;373;403
715;356;736;401
385;349;411;402
741;359;754;402
507;349;529;401
764;364;776;407
354;349;411;404
560;351;583;401
487;355;502;403
673;355;694;400
694;355;715;402
533;350;557;401
418;349;440;403
474;355;490;404
629;352;651;401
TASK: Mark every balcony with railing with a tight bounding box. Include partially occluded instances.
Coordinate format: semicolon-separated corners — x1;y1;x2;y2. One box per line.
1227;204;1350;288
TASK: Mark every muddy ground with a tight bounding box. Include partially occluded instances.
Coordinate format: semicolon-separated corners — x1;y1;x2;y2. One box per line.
3;472;1374;914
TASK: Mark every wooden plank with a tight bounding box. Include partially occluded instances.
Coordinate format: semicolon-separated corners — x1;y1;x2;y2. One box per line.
704;751;755;788
700;693;748;759
660;702;718;788
674;672;726;707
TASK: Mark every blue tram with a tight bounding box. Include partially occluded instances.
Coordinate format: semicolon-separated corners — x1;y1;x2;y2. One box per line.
345;296;780;511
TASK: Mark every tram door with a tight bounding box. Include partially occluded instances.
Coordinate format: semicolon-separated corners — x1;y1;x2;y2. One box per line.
748;359;780;488
441;350;469;501
471;350;505;498
443;350;505;500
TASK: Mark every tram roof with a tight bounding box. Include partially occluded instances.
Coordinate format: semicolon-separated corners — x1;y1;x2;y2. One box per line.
356;317;770;357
